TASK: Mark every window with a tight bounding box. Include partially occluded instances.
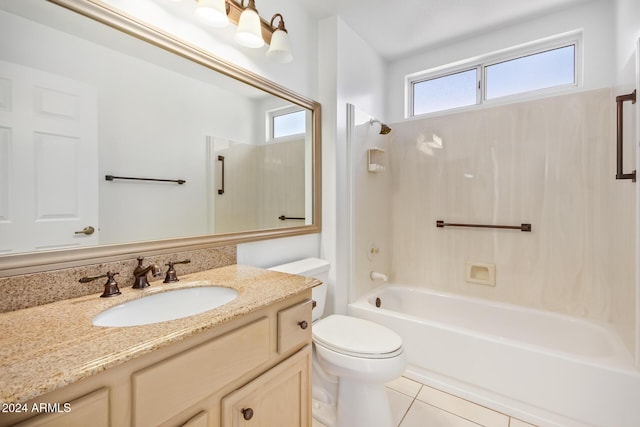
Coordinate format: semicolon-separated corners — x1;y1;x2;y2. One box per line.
413;68;478;116
268;108;306;140
407;33;580;117
484;45;575;100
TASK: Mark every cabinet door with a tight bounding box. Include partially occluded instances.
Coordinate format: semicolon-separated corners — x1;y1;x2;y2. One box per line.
181;411;208;427
132;317;270;427
221;345;311;427
15;388;109;427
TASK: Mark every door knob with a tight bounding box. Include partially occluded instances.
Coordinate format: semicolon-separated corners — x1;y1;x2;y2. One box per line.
74;226;95;235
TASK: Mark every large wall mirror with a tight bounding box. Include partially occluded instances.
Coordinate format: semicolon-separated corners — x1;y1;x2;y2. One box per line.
0;0;321;276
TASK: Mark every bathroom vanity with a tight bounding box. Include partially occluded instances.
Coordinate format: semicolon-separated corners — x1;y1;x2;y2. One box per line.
0;265;316;427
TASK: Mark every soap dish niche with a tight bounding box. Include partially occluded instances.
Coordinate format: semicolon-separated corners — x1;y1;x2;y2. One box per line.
465;262;496;287
368;147;385;172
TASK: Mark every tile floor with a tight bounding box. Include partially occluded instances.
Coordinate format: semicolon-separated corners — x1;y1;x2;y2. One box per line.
312;376;537;427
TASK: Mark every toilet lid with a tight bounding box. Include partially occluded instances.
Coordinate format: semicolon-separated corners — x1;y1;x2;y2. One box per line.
312;315;403;358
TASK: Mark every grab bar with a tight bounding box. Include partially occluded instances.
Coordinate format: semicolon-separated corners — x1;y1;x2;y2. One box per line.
616;89;636;182
436;220;531;232
105;175;185;184
217;155;225;195
278;215;305;221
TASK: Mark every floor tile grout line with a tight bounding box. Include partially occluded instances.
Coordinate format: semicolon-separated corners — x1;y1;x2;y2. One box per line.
410;380;518;426
395;384;422;427
399;381;514;427
396;396;417;427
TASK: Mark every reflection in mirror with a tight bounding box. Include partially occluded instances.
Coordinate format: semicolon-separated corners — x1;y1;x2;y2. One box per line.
0;0;320;270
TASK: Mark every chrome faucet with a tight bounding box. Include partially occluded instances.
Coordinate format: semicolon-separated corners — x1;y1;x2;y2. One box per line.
132;256;162;289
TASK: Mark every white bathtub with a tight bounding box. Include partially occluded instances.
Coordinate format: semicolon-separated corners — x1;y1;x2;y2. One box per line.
348;285;640;427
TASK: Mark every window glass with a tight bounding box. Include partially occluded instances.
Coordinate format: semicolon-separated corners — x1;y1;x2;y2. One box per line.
272;110;306;139
413;68;477;115
484;45;575;99
407;35;580;117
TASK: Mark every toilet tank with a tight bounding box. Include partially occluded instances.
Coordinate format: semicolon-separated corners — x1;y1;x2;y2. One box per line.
268;258;330;321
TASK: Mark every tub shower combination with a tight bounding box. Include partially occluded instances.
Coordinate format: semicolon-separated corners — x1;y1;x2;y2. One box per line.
349;285;640;427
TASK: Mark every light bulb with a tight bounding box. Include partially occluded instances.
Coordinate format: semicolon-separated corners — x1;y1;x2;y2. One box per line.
266;28;293;63
195;0;229;28
236;7;264;48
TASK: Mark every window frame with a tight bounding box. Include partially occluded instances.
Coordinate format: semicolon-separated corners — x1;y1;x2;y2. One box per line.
406;31;582;118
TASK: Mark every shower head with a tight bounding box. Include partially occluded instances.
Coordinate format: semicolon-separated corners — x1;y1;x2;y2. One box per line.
370;118;392;135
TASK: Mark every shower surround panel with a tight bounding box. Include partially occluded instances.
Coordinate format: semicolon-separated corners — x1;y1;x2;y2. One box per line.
367;89;635;353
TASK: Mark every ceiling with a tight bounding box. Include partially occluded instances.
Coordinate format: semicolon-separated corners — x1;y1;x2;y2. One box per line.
297;0;594;60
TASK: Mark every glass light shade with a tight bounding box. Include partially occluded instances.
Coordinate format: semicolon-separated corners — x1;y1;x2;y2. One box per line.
235;8;264;48
266;29;293;63
195;0;229;28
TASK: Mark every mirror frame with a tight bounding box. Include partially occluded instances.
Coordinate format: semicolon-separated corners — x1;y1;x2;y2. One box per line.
0;0;321;277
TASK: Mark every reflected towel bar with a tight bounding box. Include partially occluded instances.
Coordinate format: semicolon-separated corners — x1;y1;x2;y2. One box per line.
105;175;185;184
279;215;305;221
616;89;636;182
436;220;531;232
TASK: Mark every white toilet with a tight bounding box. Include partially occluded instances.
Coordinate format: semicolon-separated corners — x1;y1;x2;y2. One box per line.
268;258;406;427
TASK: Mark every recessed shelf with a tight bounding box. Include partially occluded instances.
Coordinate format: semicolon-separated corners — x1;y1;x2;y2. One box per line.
367;147;385;172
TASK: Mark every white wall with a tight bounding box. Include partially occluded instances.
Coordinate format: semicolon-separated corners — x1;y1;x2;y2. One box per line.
317;17;387;315
387;0;616;123
102;0;319;101
615;0;640;89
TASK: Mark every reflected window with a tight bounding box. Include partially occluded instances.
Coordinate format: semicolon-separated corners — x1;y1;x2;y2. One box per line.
269;108;306;140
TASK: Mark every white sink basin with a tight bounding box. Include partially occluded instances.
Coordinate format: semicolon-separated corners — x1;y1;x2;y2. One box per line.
92;286;238;327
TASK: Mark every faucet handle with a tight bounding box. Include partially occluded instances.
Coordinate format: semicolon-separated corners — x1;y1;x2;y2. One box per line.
79;271;121;298
163;259;191;283
101;272;122;298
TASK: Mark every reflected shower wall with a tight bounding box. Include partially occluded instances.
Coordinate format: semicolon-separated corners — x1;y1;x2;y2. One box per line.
213;138;306;233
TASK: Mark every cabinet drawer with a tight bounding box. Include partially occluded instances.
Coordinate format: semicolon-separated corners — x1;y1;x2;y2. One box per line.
277;300;312;354
15;388;109;427
132;317;270;427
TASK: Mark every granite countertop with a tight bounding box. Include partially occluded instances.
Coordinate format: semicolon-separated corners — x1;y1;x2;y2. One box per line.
0;264;318;405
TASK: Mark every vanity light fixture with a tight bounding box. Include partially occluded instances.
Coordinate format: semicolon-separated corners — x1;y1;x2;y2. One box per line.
189;0;293;61
235;0;264;48
266;13;292;63
195;0;229;28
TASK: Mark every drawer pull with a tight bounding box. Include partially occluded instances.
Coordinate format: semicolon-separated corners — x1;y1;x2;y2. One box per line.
298;320;308;330
241;407;254;420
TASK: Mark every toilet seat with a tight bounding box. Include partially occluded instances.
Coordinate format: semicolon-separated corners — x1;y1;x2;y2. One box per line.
312;315;403;359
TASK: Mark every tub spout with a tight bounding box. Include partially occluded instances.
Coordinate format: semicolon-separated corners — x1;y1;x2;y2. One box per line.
370;271;388;282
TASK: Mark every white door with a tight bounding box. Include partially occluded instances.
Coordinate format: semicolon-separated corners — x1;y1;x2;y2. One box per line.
0;60;99;254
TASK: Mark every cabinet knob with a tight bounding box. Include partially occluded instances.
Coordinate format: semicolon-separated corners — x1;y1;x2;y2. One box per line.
241;407;254;420
298;320;308;329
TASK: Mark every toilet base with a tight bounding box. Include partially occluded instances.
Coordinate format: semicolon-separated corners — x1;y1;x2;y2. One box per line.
336;378;393;427
312;398;337;426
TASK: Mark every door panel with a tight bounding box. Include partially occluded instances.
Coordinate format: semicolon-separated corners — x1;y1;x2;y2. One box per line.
0;60;98;253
